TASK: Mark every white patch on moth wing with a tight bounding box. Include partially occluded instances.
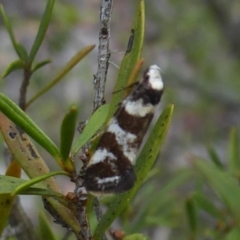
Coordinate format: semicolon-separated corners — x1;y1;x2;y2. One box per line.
108;118;138;163
96;176;120;185
147;65;164;91
76;187;87;201
88;148;117;165
124;98;155;117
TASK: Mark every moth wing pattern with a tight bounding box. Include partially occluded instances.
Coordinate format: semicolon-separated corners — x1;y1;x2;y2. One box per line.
84;65;164;195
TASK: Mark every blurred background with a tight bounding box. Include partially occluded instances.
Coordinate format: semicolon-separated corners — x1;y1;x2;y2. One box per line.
0;0;240;239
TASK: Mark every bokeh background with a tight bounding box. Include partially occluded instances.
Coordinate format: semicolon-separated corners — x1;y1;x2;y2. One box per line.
0;0;240;239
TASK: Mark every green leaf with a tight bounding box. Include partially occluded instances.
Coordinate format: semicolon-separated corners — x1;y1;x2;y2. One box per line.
194;158;240;222
192;192;223;220
26;45;95;108
1;59;25;78
159;170;193;196
228;127;240;176
11;171;68;196
123;234;147;240
32;59;52;73
28;0;55;63
0;161;21;236
226;228;240;240
0;114;62;178
93;104;174;239
0;116;81;237
0;94;61;163
60;105;78;161
71;104;109;155
16;43;28;61
0;4;26;60
127;170;192;233
0;175;63;198
107;0;145;119
0;193;14;235
38;212;57;240
207;145;224;169
185;197;197;235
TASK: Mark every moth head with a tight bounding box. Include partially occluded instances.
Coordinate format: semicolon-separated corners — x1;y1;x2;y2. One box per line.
145;65;164;91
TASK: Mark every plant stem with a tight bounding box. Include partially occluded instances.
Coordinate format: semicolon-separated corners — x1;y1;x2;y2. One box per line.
93;0;113;112
19;68;32;110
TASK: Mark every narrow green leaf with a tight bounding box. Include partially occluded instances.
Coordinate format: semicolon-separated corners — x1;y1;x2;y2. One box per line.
192;192;223;219
0;116;81;236
185;198;197;235
0;94;61;161
16;43;28;61
18;188;63;197
93;104;174;239
1;59;25;78
194;158;240;222
0;175;63;198
0;175;37;191
60;105;78;161
28;0;55;63
38;212;57;240
72;104;109;155
32;59;51;73
228;127;240;176
0;4;25;60
207;145;224;169
0;114;64;177
26;45;95;108
107;0;145;119
128;194;175;232
128;170;192;233
11;171;68;196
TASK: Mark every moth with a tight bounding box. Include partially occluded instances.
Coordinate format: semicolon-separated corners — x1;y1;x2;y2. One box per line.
84;65;164;194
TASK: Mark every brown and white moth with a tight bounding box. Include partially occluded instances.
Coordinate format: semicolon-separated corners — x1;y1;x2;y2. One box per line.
84;65;164;194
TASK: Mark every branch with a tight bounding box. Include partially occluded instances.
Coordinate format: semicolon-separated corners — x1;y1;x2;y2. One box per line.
75;1;114;239
93;0;113;111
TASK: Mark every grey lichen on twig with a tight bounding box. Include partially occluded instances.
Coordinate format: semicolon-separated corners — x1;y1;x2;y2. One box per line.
93;0;113;112
77;0;114;239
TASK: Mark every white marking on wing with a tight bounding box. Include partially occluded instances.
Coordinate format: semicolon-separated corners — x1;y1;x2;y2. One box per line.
89;148;117;165
147;65;164;90
124;98;154;117
108;118;138;163
96;176;120;185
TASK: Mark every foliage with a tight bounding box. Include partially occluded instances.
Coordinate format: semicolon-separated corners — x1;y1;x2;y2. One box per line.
0;1;240;240
0;1;172;240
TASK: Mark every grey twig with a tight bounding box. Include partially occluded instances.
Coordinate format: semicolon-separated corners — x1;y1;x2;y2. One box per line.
75;1;114;239
75;153;92;240
93;0;113;112
75;185;91;240
91;1;114;238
